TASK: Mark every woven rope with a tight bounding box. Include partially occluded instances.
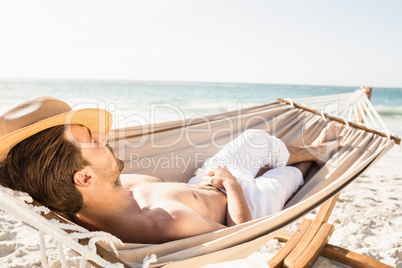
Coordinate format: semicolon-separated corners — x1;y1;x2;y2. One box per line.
294;88;393;137
0;186;124;268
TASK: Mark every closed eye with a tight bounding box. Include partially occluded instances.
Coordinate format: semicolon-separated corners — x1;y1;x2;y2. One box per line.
86;127;98;146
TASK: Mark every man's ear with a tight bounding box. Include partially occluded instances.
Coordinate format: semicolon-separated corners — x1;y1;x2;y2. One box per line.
73;166;95;187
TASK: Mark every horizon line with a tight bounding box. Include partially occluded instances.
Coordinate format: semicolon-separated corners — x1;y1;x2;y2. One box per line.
0;76;400;90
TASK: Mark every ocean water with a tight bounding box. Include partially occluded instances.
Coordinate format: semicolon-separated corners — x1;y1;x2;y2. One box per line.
0;78;401;136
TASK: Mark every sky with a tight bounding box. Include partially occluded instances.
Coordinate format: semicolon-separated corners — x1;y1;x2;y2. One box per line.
0;0;401;87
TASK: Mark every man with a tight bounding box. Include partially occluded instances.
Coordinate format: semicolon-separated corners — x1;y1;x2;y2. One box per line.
0;97;337;244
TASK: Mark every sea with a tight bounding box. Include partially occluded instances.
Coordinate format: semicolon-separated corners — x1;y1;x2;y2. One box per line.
0;78;401;137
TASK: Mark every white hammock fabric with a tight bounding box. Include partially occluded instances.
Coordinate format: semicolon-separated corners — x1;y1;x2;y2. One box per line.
0;88;398;268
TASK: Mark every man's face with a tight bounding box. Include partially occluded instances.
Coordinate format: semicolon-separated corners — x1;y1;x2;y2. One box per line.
65;124;124;185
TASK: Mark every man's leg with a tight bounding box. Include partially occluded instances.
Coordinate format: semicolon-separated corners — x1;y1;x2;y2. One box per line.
246;166;304;218
189;129;292;187
244;123;341;219
190;125;340;185
288;121;341;167
292;161;313;177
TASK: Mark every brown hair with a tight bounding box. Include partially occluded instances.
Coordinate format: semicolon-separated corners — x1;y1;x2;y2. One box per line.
0;125;89;214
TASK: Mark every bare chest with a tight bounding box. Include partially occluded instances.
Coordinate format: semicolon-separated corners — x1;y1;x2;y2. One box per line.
132;182;226;222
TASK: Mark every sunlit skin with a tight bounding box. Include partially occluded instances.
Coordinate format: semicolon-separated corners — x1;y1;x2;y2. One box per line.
65;125;237;243
64;124;337;244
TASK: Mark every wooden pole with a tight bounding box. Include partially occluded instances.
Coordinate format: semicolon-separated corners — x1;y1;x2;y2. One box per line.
277;98;400;145
357;86;373;123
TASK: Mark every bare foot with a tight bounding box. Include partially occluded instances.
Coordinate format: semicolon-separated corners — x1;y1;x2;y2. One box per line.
312;121;341;145
311;122;342;167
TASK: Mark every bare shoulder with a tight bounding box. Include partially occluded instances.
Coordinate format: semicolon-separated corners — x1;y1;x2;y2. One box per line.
119;174;165;188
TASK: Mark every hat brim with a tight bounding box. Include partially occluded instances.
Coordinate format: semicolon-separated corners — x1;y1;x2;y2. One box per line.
0;108;113;162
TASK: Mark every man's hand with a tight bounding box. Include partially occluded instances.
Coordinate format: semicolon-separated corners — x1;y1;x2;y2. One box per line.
202;166;237;190
203;166;252;226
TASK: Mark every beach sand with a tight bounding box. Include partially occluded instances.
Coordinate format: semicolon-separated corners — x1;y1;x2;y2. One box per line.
1;145;401;267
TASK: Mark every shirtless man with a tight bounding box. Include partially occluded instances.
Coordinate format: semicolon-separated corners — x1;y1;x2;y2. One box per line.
66;124;335;243
0;97;337;244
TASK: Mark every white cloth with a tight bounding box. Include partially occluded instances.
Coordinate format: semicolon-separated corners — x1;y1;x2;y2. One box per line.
188;129;303;219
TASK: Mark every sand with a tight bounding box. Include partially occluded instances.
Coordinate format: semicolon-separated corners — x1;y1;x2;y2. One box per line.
1;145;401;267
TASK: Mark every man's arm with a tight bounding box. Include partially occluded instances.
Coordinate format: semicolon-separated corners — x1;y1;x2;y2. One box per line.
203;167;252;226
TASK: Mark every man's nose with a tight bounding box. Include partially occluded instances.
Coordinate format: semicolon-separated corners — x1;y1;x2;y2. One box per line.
93;132;108;147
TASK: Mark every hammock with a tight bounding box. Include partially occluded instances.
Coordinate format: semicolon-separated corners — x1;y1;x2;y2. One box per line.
0;88;399;268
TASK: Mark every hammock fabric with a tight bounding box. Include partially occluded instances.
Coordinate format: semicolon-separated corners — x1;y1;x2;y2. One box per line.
104;97;396;267
0;89;397;268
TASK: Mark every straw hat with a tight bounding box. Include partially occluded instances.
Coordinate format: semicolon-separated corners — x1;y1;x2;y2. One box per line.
0;96;113;162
